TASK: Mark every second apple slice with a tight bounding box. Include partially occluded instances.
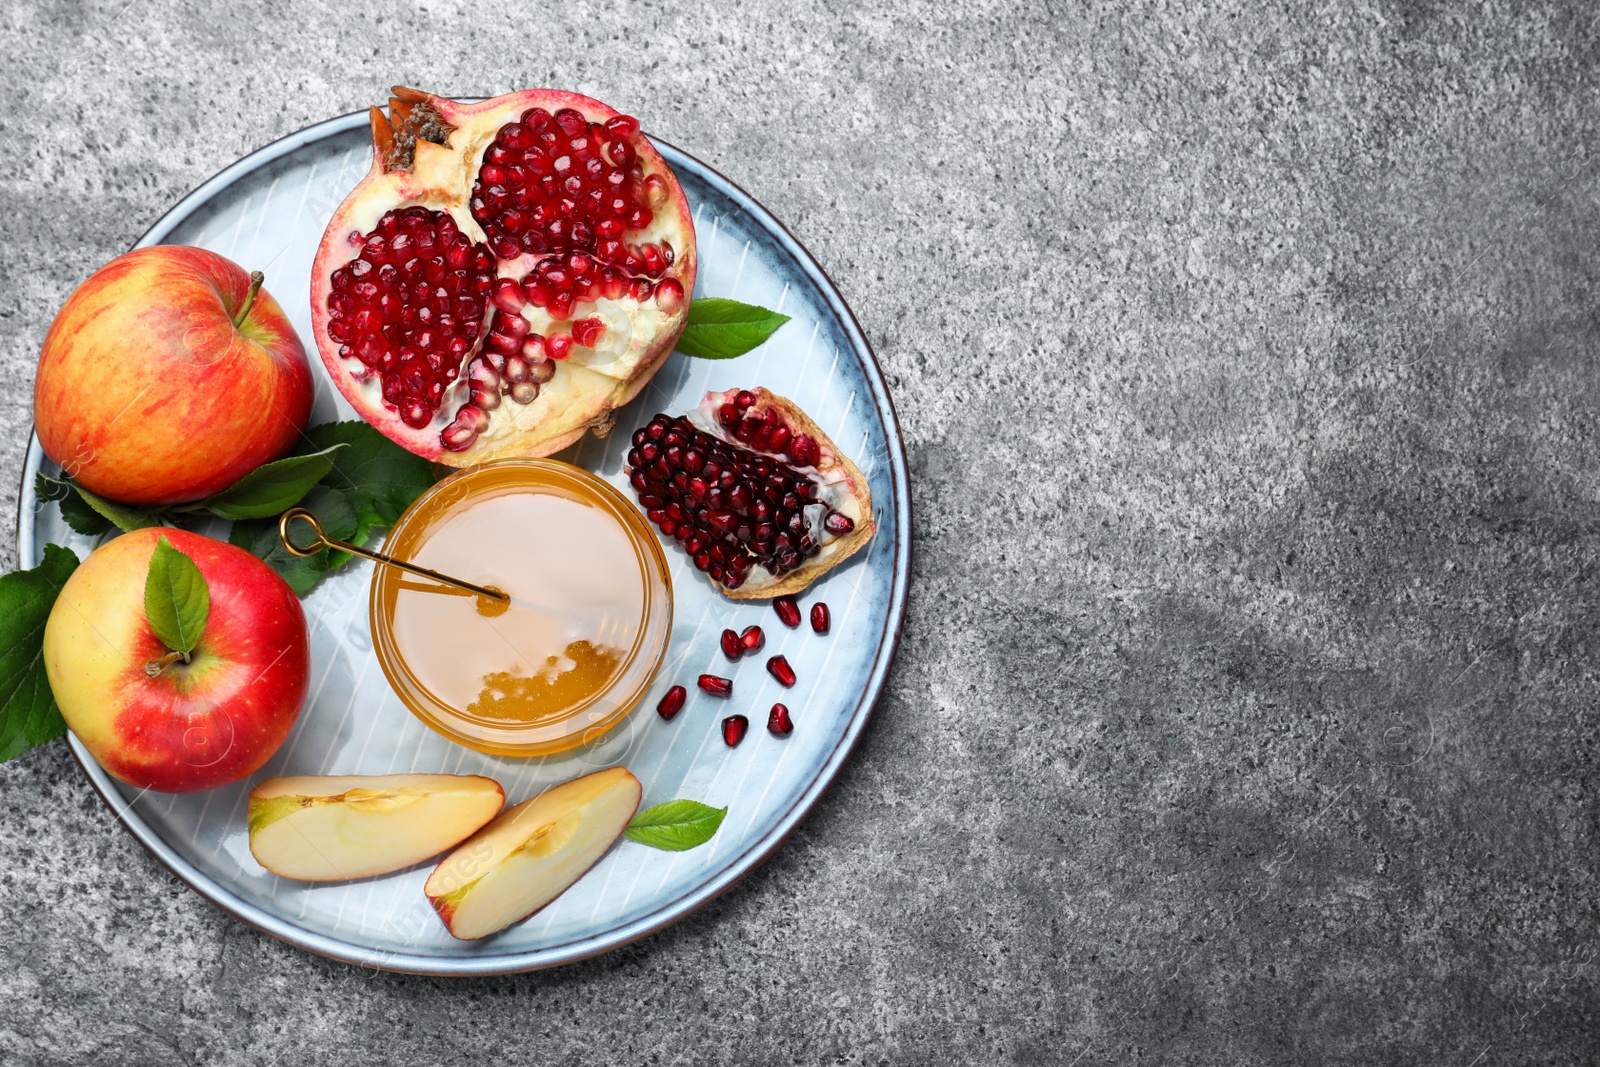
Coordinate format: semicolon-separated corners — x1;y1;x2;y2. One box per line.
249;774;505;882
426;766;642;940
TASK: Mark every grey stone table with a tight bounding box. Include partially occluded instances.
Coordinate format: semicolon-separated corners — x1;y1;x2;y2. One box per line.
1;1;1596;1063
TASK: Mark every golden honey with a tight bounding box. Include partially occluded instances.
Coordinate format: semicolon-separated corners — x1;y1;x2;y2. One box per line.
370;460;672;756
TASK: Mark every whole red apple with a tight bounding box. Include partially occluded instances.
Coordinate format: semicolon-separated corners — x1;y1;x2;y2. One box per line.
42;528;310;793
34;246;314;506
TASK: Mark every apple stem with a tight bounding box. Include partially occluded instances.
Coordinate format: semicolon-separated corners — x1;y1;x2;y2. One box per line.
232;271;265;328
144;650;188;678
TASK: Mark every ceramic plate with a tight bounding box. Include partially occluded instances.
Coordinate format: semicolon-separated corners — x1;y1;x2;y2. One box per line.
14;112;909;974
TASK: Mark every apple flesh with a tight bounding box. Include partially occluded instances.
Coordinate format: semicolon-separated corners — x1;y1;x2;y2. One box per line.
43;528;310;793
34;246;313;506
426;767;642;940
249;774;505;882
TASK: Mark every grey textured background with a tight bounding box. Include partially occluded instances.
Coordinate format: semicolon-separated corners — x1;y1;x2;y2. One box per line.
2;0;1597;1063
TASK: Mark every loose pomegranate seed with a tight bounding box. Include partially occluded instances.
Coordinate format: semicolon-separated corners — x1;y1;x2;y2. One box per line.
720;629;742;661
811;602;830;634
740;625;765;653
774;596;802;628
767;703;794;737
766;655;796;688
698;674;732;698
657;685;686;721
722;714;749;747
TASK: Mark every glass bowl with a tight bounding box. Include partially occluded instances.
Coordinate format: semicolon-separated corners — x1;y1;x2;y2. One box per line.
370;459;673;756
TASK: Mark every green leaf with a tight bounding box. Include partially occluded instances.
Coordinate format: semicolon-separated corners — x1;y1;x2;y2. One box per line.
143;536;209;658
221;422;435;597
229;485;360;596
34;473;111;537
0;544;80;762
676;298;791;360
73;482;161;533
200;445;346;520
34;474;158;534
623;799;728;851
299;421;437;530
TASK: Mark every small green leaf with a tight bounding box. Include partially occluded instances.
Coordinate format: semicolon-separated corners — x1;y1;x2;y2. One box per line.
623;799;728;851
201;444;346;520
34;473;112;537
74;482;161;533
0;544;80;762
34;475;159;534
300;421;437;530
144;537;209;658
676;298;791;360
229;485;360;596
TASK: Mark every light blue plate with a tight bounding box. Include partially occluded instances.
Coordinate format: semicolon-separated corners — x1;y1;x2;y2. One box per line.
14;112;910;974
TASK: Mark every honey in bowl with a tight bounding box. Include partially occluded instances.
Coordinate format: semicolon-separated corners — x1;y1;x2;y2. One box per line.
370;460;672;756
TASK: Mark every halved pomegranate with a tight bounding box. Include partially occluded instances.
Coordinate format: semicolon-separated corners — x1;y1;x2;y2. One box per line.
626;388;875;599
311;87;697;462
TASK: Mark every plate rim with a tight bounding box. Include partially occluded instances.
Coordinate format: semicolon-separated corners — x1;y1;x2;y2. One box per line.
14;109;912;975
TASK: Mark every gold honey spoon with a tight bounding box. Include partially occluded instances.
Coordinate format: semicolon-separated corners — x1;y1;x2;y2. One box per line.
278;507;511;615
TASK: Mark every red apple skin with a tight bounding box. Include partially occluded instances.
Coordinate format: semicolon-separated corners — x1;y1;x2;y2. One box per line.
34;246;314;506
42;528;310;793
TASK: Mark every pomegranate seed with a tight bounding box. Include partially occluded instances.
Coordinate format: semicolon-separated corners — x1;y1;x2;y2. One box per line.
767;703;793;737
811;602;830;634
545;333;574;360
492;278;526;314
824;512;855;535
657;685;686;721
605;114;640;140
788;435;819;467
698;674;732;698
572;316;606;348
720;629;742;661
554;108;587;137
440;405;488;451
774;596;801;628
644;174;670;208
766;655;796;688
654;277;685;314
447;105;681;371
326;207;494;439
722;714;749;747
740;625;765;653
624;404;860;592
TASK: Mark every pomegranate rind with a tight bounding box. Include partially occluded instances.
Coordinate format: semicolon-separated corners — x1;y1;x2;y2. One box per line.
310;88;696;464
692;388;876;600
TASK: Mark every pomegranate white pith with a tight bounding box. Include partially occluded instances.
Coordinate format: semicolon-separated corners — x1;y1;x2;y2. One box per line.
310;87;696;463
626;388;875;599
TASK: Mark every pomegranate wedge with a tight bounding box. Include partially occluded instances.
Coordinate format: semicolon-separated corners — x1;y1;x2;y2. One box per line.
626;388;875;598
311;87;696;464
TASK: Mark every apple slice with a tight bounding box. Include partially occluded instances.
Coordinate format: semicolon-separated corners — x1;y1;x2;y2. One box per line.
249;774;504;882
425;766;642;940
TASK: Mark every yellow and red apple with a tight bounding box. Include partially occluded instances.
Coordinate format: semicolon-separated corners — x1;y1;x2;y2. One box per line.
34;246;314;506
43;528;310;793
